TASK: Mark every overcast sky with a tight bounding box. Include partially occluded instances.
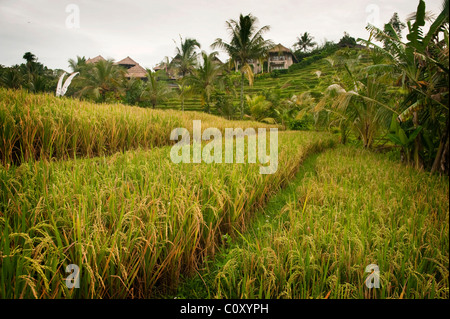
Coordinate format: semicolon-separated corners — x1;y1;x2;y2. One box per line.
0;0;443;71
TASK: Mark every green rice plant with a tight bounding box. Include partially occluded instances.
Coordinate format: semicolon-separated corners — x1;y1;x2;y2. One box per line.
0;131;336;298
0;88;279;166
204;145;448;299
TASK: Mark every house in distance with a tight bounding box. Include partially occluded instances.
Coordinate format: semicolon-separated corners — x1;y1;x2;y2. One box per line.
86;55;148;80
238;43;296;74
267;43;296;71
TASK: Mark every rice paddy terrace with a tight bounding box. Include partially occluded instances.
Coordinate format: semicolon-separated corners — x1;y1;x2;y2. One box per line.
164;50;371;113
0;50;447;299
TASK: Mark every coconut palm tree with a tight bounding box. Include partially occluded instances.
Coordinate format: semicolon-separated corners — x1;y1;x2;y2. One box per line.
316;73;394;149
68;56;87;73
177;79;193;112
212;13;273;119
245;94;274;122
23;52;36;64
76;59;125;102
187;51;223;113
142;70;173;109
0;66;22;89
172;36;201;78
294;32;317;52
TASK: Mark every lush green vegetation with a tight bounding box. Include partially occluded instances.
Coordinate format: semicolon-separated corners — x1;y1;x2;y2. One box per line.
0;52;58;93
0;88;277;166
177;146;448;299
0;0;448;301
0;130;335;298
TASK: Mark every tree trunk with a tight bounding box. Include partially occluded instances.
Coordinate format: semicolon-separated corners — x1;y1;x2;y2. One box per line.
240;72;244;120
340;122;348;145
412;111;423;170
431;115;449;175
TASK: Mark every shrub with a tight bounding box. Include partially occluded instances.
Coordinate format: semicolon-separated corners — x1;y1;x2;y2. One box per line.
289;114;314;130
270;69;288;78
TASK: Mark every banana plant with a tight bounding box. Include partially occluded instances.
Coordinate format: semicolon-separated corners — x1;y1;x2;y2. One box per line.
358;0;449;172
387;113;423;164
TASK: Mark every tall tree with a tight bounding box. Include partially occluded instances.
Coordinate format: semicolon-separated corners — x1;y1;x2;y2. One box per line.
187;51;223;113
76;59;125;102
20;52;54;92
383;13;407;51
142;70;173;109
294;32;317;52
212;13;273;119
23;52;36;64
172;36;201;77
68;56;87;73
388;12;407;38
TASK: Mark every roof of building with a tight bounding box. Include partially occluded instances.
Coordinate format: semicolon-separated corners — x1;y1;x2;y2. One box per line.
126;64;147;78
86;54;147;78
86;55;106;64
212;56;224;64
115;56;139;66
269;44;292;54
153;63;166;71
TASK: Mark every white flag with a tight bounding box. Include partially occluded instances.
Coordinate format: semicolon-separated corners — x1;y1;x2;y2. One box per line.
60;72;79;96
56;72;67;97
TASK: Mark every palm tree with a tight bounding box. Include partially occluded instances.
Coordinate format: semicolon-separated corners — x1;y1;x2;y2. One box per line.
68;56;87;73
212;13;273;119
142;70;173;109
315;71;394;149
187;51;223;113
0;67;22;89
76;59;125;102
172;36;201;78
177;79;193;112
245;94;274;122
23;52;36;64
294;32;316;52
122;77;146;106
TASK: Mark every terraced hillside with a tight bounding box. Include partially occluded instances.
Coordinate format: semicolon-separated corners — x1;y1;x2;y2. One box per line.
164;48;372;114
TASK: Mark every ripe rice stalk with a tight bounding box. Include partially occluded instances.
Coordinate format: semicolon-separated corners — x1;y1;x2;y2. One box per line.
0;130;336;298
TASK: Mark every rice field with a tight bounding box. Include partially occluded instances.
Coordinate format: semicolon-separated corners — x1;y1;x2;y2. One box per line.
165;58;337;112
0;88;278;166
0;123;336;298
0;89;447;300
179;146;449;299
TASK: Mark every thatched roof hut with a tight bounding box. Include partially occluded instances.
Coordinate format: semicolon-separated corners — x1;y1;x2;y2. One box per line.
126;64;148;79
86;55;106;64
